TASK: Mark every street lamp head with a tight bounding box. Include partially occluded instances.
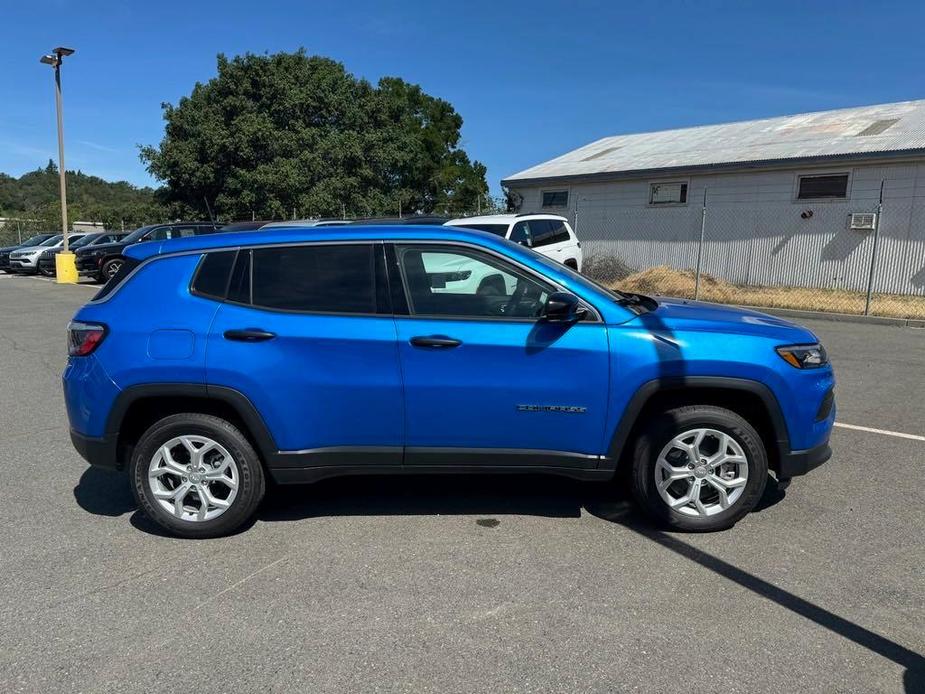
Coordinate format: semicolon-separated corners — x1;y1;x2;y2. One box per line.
40;54;57;66
53;47;75;57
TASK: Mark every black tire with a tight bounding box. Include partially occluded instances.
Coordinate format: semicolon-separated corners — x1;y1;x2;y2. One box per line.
130;413;266;538
631;405;768;531
101;257;123;281
39;264;54;277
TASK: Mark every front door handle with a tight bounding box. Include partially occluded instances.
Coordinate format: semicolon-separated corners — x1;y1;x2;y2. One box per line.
409;335;462;349
223;328;276;342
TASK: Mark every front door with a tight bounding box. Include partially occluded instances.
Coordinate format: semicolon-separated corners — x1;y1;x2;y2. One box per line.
390;243;609;468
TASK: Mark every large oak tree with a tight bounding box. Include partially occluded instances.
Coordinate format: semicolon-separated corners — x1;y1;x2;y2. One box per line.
140;51;488;219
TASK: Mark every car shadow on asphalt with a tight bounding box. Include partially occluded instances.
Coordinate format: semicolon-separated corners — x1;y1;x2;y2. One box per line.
72;468;923;691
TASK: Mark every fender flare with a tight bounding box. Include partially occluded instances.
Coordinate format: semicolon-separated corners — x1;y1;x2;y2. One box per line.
105;383;278;459
604;376;791;468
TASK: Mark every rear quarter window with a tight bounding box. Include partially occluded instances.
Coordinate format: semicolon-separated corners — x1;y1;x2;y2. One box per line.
191;251;236;299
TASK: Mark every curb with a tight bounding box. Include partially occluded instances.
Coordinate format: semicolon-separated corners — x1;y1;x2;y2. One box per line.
738;304;925;328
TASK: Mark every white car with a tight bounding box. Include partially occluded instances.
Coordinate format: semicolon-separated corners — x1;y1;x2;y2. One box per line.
8;233;88;274
444;214;583;271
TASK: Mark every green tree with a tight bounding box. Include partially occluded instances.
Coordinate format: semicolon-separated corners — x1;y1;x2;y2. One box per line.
140;50;489;219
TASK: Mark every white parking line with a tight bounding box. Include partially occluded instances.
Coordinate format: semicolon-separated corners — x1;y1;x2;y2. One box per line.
834;422;925;442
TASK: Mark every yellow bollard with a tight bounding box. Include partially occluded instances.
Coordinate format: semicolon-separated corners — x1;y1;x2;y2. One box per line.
55;251;78;284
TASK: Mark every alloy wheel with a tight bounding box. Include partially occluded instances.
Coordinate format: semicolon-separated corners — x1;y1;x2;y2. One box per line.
654;428;749;517
147;435;239;522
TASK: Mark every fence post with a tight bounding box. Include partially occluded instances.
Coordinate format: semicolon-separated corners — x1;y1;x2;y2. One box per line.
863;180;885;316
694;188;707;300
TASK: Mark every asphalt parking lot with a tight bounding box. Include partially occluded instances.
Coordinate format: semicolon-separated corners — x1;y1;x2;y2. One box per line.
0;272;922;694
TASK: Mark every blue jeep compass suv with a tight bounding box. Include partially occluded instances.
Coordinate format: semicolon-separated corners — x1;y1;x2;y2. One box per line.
64;225;834;538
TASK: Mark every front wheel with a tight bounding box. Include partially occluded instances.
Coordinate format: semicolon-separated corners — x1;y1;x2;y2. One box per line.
130;413;266;538
101;257;124;281
631;405;768;531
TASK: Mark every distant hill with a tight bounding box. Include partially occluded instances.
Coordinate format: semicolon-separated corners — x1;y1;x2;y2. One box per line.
0;161;166;243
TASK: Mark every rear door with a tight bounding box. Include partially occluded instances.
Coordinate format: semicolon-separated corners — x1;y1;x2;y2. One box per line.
205;242;404;462
389;242;609;467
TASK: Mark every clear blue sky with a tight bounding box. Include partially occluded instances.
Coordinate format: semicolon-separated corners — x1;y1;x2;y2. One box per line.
3;0;924;196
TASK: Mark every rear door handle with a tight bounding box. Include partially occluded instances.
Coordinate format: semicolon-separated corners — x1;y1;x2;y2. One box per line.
223;328;276;342
409;335;462;348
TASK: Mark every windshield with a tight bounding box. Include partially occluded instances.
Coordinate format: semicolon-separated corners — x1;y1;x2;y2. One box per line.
122;225;158;243
70;233;101;249
20;234;51;246
39;234;63;247
452;223;510;237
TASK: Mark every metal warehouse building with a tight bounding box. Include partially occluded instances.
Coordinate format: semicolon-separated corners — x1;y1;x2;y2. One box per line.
502;99;925;296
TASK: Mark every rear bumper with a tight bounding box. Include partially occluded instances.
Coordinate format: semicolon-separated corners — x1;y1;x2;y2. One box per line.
778;441;831;479
70;429;120;470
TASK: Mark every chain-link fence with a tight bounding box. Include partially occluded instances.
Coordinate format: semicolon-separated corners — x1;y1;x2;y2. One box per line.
576;182;925;320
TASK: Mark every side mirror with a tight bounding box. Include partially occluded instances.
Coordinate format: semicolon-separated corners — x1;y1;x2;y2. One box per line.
542;292;584;323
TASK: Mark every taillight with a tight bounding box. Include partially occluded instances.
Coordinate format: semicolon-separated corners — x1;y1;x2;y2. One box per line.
67;321;107;356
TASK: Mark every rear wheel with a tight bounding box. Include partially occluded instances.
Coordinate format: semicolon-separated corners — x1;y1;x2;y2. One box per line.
631;405;767;531
130;413;266;538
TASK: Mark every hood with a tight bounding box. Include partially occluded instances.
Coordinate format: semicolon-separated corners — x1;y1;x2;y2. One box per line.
10;245;51;256
75;241;125;255
0;245;21;254
632;296;818;343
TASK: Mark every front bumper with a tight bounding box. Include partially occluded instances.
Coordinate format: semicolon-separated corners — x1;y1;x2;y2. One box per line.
778;440;831;479
70;429;120;470
9;257;39;272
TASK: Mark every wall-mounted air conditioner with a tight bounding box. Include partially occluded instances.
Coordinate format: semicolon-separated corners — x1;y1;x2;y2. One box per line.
848;213;877;231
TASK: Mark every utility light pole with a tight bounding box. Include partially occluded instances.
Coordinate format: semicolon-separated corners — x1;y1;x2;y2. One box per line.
40;46;77;283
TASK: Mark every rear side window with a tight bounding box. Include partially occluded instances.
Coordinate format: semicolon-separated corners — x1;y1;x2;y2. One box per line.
531;219;570;247
92;257;140;301
191;251;236;299
251;244;377;313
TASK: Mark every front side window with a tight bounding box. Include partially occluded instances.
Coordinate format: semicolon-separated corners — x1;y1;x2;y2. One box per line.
397;245;551;319
509;222;532;247
251;244;377;313
797;173;849;199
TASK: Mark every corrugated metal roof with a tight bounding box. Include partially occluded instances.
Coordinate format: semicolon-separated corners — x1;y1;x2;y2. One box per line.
503;99;925;184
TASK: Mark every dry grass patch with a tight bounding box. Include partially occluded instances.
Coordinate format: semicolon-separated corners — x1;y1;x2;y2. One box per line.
612;266;925;320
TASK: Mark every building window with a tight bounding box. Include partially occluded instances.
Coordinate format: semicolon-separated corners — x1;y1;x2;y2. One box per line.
542;190;568;208
797;173;849;200
649;181;688;205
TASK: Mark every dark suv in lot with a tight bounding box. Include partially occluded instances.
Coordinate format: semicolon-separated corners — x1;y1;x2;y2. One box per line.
37;232;127;276
75;222;222;282
64;225;834;538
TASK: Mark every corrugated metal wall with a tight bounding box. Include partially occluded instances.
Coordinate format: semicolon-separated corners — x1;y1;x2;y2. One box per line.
510;163;925;296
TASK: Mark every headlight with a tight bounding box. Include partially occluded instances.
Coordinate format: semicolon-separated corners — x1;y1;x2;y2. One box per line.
776;343;828;369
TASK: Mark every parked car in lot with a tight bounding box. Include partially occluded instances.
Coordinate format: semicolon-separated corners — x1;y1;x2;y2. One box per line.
9;233;89;274
64;224;834;538
0;233;57;273
445;214;583;270
75;221;222;282
37;232;126;276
